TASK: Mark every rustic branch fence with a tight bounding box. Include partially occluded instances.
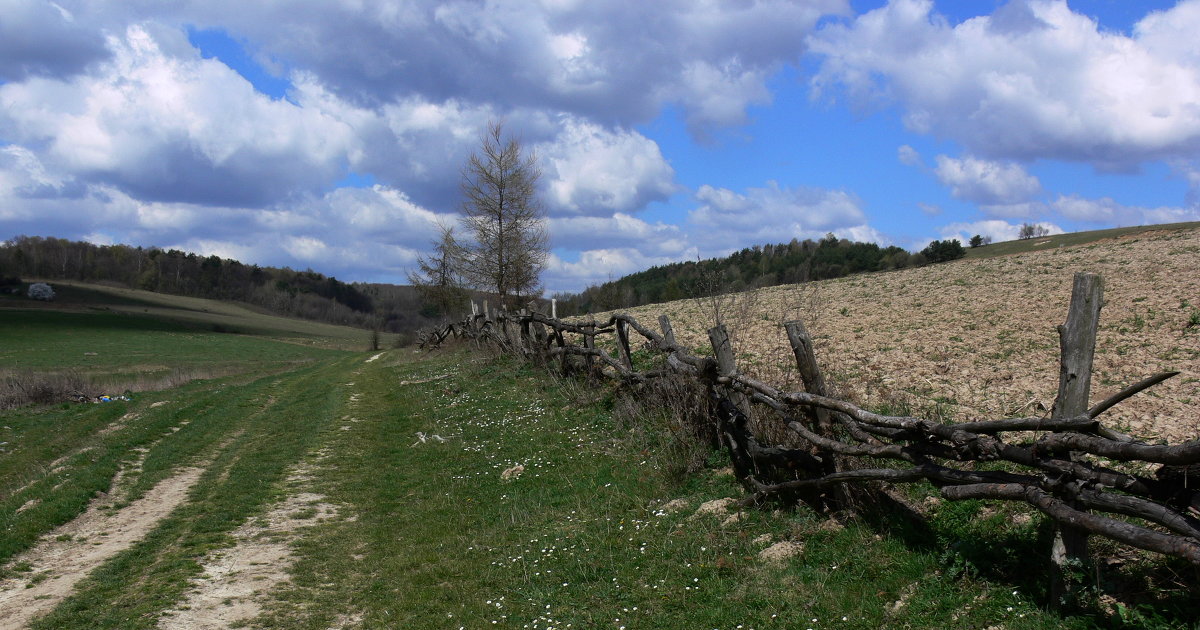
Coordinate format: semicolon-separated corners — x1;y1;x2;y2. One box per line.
419;273;1200;580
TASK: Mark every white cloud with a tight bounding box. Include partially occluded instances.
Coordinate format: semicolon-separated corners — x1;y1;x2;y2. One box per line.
898;144;923;167
810;0;1200;169
937;218;1064;244
1051;194;1200;225
101;0;848;136
0;25;355;207
543;247;697;294
934;155;1042;205
539;118;676;216
549;213;685;255
689;181;868;254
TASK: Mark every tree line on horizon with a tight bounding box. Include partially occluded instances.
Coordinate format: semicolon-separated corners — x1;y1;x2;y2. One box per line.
0;235;445;334
552;233;966;315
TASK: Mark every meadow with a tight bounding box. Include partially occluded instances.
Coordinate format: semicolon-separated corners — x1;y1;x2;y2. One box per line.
1;228;1198;628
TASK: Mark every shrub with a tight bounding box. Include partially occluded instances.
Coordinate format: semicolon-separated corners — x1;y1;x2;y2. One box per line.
920;239;966;264
27;282;55;301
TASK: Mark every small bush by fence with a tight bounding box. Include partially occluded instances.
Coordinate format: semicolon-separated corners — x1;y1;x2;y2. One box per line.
420;273;1199;600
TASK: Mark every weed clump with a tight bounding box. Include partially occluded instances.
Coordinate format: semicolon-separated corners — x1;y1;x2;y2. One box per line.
0;369;89;409
610;375;716;483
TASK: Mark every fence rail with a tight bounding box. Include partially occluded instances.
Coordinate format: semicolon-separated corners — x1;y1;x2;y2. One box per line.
419;273;1200;573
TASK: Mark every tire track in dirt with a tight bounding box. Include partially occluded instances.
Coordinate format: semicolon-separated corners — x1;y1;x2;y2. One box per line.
156;378;364;629
156;482;341;630
0;459;207;629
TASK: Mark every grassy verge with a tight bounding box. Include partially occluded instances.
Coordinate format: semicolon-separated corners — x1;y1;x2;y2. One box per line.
7;342;1195;628
964;221;1200;260
249;347;1149;629
24;357;355;628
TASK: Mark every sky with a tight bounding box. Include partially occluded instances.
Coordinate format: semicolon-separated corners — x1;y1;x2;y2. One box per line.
2;0;1200;294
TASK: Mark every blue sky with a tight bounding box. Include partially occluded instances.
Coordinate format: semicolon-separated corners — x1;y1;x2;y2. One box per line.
2;0;1199;293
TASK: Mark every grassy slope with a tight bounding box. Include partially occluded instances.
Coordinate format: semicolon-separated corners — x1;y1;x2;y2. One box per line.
6;337;1193;628
1;279;390;350
0;280;379;396
964;221;1200;260
2;254;1197;628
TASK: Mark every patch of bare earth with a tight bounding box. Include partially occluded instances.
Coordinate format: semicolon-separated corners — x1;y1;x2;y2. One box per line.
157;462;344;629
0;459;206;630
614;227;1200;443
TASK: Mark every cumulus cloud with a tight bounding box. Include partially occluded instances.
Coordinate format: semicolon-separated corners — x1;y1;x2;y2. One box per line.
689;181;871;254
539;119;677;216
0;0;110;81
933;155;1042;205
549;213;686;254
543;247;698;294
0;25;355;208
100;0;847;136
937;218;1064;245
1051;194;1200;225
897;144;924;167
810;0;1200;169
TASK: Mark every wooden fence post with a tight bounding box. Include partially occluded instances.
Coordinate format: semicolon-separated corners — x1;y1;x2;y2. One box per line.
555;327;569;375
551;298;557;319
582;320;596;375
784;319;850;510
659;314;676;349
783;320;835;436
708;324;750;418
615;318;634;372
1050;272;1103;607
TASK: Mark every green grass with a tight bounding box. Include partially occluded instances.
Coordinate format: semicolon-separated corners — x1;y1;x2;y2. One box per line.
4;306;1198;628
27;359;354;628
0;309;344;375
1;279;391;351
964;221;1200;260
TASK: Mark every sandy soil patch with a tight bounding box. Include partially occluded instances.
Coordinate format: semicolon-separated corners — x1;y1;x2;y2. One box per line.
612;227;1200;443
156;490;339;630
759;540;804;564
157;455;345;630
692;497;735;519
0;463;206;629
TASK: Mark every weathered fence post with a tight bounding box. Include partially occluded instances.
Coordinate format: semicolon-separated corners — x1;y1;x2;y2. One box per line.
555;326;569;375
784;320;836;437
708;324;750;418
520;314;532;357
1050;272;1103;607
582;320;596;375
659;314;676;349
783;320;848;510
615;317;634;372
551;298;557;320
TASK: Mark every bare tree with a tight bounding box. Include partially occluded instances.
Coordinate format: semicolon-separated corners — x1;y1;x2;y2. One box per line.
1019;222;1050;239
459;120;548;309
407;222;469;319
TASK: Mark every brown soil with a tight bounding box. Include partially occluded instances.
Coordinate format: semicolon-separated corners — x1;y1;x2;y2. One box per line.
0;463;206;629
156;487;339;630
613;226;1200;443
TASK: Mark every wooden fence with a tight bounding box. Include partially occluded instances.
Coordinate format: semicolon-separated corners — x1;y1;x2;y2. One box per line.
419;273;1200;580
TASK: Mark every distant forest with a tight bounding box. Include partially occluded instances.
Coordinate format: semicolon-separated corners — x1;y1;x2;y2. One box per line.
0;236;443;334
555;234;963;315
1;233;965;330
